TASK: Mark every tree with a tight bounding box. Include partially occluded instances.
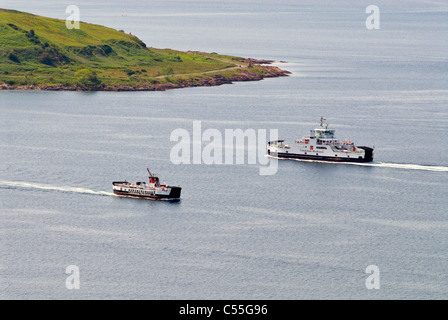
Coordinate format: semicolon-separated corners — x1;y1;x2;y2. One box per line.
74;69;101;88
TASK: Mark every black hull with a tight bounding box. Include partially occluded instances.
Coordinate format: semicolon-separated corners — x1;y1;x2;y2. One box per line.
272;152;373;163
358;146;374;162
113;186;181;200
167;186;182;199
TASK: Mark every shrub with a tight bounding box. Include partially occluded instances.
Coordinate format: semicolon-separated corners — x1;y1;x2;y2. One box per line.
163;67;174;75
38;52;54;66
74;69;101;88
7;52;20;63
7;23;20;31
37;48;70;66
125;69;136;76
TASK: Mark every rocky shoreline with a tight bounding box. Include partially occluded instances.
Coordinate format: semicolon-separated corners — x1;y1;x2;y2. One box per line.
0;62;290;92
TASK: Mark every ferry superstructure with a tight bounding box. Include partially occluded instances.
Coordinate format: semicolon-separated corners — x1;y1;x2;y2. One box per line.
267;117;374;163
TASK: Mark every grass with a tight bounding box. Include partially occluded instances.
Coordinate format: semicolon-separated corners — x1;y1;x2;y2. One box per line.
0;8;286;90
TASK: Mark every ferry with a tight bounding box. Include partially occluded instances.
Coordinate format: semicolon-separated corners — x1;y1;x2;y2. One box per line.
113;169;182;200
267;117;374;163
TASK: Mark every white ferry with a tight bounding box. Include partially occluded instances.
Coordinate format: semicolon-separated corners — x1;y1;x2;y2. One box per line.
267;117;374;163
113;169;182;200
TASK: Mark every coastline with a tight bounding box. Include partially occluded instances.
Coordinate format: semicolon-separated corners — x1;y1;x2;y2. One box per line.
0;60;290;92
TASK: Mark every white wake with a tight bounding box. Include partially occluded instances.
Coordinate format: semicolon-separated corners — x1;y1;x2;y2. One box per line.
0;180;114;196
269;156;448;172
348;162;448;172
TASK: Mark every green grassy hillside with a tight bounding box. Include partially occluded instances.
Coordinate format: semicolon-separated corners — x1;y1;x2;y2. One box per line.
0;8;288;90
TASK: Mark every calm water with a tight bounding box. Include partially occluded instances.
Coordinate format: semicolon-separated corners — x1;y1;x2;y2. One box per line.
1;0;447;299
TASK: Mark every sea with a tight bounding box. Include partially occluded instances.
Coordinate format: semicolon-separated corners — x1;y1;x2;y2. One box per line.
0;0;447;300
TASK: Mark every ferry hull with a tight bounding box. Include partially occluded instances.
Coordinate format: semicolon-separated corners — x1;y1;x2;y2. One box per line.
270;146;374;163
113;186;182;200
272;152;373;163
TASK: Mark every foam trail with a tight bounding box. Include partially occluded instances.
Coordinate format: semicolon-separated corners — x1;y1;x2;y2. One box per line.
347;162;448;172
268;156;448;172
0;180;114;196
